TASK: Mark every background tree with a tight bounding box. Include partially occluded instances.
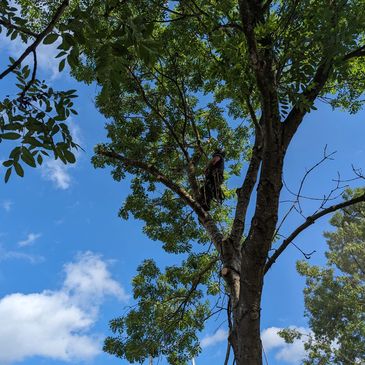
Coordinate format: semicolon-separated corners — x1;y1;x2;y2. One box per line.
14;1;365;364
280;188;365;364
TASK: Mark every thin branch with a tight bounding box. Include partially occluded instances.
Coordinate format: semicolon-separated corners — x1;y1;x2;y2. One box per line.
264;193;365;274
19;50;37;100
275;146;337;236
0;18;37;37
127;67;190;162
0;0;69;80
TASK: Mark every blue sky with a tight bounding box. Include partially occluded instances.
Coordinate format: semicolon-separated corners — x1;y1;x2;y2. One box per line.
1;31;365;365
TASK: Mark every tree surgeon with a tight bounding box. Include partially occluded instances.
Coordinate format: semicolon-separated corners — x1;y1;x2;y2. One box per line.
199;149;225;211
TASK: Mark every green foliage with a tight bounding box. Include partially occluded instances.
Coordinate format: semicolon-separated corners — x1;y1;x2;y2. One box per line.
15;1;365;363
290;189;365;364
104;254;218;364
0;0;80;181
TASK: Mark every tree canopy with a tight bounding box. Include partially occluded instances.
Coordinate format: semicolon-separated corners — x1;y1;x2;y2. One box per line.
4;1;365;364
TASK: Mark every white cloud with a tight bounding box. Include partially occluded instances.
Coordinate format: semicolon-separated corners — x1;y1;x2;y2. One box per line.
2;200;13;212
63;251;129;306
261;326;310;365
18;232;42;247
0;251;127;364
42;159;72;189
201;329;228;348
41;120;82;190
0;30;63;80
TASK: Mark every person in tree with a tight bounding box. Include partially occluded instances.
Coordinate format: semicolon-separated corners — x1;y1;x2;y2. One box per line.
198;149;225;211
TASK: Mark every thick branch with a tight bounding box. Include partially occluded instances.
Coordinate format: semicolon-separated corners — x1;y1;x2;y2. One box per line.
264;193;365;274
98;149;224;254
343;45;365;61
282;59;333;148
0;0;69;80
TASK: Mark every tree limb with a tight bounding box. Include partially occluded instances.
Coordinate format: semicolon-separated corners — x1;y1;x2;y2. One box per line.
264;193;365;274
343;45;365;61
0;0;69;80
229;130;262;245
282;58;333;148
98;148;224;254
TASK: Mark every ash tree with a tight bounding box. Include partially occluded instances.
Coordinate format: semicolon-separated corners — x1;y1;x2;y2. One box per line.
42;0;365;364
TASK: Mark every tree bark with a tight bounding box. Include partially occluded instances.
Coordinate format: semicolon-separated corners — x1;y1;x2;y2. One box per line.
228;123;285;365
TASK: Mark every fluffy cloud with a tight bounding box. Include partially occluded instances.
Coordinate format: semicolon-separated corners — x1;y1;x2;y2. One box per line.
18;232;42;247
201;329;228;348
261;326;310;364
42;159;72;189
0;251;128;364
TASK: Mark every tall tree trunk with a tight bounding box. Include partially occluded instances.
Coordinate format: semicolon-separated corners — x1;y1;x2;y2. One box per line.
231;269;264;365
229;135;285;365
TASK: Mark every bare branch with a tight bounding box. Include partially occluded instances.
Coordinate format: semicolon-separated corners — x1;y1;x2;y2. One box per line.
0;0;69;80
264;193;365;274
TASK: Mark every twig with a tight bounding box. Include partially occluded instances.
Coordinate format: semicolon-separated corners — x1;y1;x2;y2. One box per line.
265;192;365;273
19;50;37;100
0;0;69;80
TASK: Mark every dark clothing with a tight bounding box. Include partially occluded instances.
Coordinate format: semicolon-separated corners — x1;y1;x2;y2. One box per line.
198;153;225;211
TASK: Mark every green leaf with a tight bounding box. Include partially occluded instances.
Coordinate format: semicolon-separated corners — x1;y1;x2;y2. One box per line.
4;168;12;183
43;33;59;45
21;147;36;168
14;162;24;177
2;160;13;168
64;150;76;163
1;132;21;140
59;59;66;72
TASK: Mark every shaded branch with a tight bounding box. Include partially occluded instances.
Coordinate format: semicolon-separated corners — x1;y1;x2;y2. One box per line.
0;0;69;80
282;58;333;148
343;45;365;61
127;67;190;162
264;193;365;274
